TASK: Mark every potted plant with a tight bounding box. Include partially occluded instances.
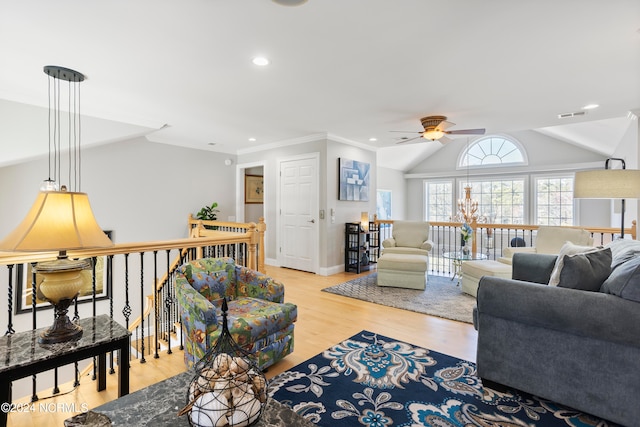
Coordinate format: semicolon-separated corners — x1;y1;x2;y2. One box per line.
196;202;220;229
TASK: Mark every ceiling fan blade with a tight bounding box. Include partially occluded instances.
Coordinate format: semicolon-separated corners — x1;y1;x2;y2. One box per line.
395;135;423;144
437;120;456;131
446;128;486;135
389;130;423;133
439;136;453;145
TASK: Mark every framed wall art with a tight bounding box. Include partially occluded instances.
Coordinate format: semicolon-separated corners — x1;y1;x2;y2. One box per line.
245;174;264;204
339;158;370;201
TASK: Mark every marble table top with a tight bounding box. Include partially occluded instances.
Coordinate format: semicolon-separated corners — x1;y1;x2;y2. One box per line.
66;370;315;427
0;315;129;373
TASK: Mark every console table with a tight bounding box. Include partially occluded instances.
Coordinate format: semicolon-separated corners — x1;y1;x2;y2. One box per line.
0;315;130;427
65;370;316;426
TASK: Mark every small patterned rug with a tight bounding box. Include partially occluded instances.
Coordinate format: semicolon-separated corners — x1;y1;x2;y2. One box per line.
322;273;476;324
269;330;618;426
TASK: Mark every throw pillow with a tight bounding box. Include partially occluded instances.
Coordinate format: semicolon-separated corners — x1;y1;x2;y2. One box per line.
605;238;640;271
548;241;600;286
557;247;612;291
600;256;640;302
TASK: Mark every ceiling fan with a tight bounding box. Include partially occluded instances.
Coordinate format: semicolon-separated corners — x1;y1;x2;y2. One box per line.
392;115;485;145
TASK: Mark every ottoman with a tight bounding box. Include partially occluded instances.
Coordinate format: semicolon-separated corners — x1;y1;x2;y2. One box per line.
377;253;428;290
461;260;512;297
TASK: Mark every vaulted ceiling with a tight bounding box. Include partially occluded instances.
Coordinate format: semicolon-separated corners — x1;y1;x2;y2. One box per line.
1;1;639;170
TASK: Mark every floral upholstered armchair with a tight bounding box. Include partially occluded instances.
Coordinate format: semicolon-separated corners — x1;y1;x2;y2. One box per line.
175;257;297;370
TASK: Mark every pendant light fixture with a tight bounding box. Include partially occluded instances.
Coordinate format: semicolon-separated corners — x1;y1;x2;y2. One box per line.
454;139;481;225
0;66;113;344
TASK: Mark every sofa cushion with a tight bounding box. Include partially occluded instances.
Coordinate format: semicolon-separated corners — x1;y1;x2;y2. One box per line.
605;238;640;271
549;242;599;286
600;256;640;302
557;247;612;292
381;246;430;256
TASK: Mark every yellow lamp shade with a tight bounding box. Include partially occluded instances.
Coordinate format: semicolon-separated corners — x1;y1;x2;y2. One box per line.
0;190;113;251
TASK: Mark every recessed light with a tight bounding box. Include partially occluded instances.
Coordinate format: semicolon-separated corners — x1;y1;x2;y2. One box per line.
252;57;269;66
272;0;308;6
248;137;257;142
369;138;377;142
582;104;599;110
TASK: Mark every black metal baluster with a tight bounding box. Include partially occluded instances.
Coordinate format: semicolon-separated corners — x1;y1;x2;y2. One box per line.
30;263;38;402
153;250;160;359
139;252;146;363
90;256;97;381
108;255;115;375
165;250;172;354
122;254;132;369
6;264;15;335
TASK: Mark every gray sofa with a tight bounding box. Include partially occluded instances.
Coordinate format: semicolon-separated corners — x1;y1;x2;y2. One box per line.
474;240;640;426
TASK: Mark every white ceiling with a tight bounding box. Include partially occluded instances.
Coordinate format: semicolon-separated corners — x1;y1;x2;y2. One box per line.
1;0;639;170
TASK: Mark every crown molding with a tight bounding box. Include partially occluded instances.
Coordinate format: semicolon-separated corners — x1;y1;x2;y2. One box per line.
237;132;377;155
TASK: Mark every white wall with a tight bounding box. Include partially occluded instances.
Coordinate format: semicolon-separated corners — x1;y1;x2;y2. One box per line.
326;140;377;273
0;138;238;244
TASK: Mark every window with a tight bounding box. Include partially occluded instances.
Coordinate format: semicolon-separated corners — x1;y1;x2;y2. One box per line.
425;181;453;222
535;176;574;226
460;136;526;168
423;136;576;226
462;178;526;224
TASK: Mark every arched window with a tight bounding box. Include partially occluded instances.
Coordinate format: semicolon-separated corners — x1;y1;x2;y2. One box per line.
459;135;527;168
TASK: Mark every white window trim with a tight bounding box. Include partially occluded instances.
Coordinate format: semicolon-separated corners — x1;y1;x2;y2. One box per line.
531;172;576;226
456;134;529;171
424;178;454;222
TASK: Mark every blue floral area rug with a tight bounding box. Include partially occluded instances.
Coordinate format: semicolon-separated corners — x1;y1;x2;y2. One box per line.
268;331;618;426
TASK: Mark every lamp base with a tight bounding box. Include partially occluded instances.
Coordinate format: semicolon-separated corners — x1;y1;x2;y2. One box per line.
38;297;83;344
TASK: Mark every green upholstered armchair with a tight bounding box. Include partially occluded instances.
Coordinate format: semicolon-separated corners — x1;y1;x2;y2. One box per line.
175;257;297;370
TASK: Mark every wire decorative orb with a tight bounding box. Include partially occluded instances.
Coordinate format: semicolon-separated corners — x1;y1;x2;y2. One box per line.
178;298;267;427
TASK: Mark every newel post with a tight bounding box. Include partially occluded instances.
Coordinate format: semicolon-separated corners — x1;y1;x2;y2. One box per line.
471;219;478;255
248;222;258;272
257;217;266;273
189;215;206;259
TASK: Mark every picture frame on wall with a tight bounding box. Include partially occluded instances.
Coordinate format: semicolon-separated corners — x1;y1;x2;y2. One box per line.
15;231;112;314
245;174;264;204
376;189;392;220
338;158;370;201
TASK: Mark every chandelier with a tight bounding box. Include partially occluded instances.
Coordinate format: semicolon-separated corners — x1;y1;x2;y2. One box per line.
454;185;480;224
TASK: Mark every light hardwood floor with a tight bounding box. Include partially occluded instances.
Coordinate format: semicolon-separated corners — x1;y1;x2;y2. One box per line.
8;266;477;427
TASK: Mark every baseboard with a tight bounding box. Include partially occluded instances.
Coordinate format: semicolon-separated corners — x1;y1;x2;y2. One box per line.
319;264;344;276
265;257;279;267
265;258;344;277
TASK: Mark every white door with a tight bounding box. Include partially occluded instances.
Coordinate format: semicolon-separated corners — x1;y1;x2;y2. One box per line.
279;155;319;273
